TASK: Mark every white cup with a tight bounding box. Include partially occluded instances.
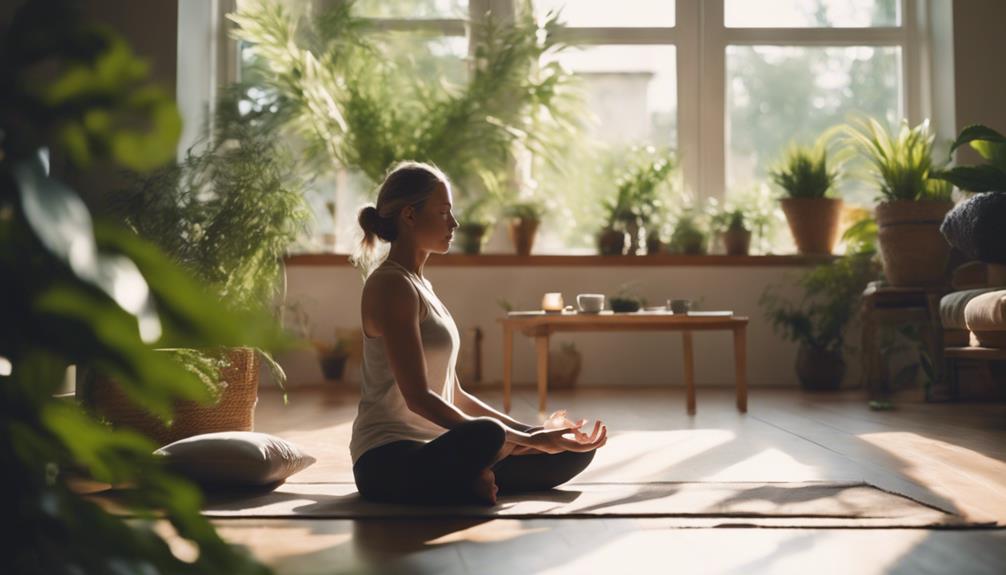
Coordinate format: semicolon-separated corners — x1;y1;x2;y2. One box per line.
576;293;605;313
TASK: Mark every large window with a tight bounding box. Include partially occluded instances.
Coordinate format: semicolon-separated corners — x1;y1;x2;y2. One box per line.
227;0;945;254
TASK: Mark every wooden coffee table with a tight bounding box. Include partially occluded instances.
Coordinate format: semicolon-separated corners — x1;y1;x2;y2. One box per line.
498;311;749;415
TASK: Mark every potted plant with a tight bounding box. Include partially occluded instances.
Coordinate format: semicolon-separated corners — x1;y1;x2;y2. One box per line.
601;146;676;255
760;249;880;390
92;88;310;443
609;282;645;312
667;208;708;255
455;194;498;255
934;124;1006;284
504;200;545;256
314;336;352;382
597;181;632;255
708;201;753;256
2;3;278;570
769;141;843;254
844;117;954;286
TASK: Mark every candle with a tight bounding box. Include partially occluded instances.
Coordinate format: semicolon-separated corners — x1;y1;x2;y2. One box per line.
542;292;564;312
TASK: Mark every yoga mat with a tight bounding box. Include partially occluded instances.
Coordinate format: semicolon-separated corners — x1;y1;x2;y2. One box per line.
198;481;995;528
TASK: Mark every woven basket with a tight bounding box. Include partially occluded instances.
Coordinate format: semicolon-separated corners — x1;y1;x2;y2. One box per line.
81;347;259;446
875;200;953;287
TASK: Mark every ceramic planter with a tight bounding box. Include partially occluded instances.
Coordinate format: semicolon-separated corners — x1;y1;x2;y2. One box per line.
780;197;843;255
508;217;539;256
875;200;954;286
795;344;845;391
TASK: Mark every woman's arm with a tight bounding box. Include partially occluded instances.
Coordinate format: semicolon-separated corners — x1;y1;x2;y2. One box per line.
454;377;542;433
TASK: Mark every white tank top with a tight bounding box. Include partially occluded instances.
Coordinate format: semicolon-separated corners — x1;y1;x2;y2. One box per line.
349;259;461;465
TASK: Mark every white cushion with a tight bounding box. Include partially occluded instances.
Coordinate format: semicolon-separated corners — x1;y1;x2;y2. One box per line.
964;290;1006;332
155;431;316;486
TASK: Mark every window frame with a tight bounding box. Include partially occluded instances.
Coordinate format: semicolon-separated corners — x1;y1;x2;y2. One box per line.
215;0;952;247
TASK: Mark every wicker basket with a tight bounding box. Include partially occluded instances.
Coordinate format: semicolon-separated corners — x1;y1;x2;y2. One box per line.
81;347;259;446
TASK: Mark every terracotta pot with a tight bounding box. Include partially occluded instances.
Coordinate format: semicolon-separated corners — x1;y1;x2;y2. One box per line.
780;197;843;254
456;223;488;255
508;217;539;256
80;347;259;445
795;344;845;391
875;200;954;287
597;227;627;255
721;229;752;256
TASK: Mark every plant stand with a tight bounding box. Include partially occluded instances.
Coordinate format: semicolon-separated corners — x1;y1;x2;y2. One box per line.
860;284;948;402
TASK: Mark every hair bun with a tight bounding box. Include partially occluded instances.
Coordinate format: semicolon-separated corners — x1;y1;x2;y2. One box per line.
358;205;397;243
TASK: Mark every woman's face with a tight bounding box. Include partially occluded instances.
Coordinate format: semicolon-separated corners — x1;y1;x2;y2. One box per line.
404;181;459;254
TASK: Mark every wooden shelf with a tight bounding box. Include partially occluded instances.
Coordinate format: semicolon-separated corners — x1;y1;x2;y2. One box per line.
945;347;1006;360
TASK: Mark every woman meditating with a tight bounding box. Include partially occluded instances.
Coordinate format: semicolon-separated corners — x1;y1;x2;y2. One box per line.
350;161;607;506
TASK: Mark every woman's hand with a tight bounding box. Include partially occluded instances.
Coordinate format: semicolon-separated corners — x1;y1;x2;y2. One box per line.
526;420;607;454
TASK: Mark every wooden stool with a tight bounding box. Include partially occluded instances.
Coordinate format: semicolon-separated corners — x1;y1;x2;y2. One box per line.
860;283;947;401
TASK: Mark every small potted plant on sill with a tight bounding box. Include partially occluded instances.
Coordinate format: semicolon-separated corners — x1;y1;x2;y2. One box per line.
504;200;545;256
769;140;843;255
597;182;632;256
708;199;753;256
667;208;708;255
843;117;954;287
602;146;677;255
455;194;498;255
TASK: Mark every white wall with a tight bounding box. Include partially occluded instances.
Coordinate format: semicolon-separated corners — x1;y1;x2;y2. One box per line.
279;262;840;389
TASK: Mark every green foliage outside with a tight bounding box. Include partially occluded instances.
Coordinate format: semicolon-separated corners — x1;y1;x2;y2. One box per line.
1;2;281;572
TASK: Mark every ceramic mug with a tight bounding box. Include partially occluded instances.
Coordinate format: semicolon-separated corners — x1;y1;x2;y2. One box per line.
577;293;605;313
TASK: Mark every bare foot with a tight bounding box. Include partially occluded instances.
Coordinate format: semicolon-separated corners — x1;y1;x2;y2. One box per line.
471;467;499;506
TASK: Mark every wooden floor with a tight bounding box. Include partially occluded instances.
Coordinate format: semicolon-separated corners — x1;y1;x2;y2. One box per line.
212;385;1006;574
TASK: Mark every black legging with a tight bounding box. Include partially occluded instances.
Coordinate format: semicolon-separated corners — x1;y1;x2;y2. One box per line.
353;417;596;505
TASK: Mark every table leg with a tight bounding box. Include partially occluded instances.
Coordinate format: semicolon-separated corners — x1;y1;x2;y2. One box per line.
682;331;695;415
503;325;513;413
734;325;748;413
536;334;550;414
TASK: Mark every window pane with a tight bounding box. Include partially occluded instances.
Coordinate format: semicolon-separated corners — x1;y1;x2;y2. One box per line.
725;0;899;28
726;45;902;206
536;0;675;28
353;0;467;19
535;45;678;251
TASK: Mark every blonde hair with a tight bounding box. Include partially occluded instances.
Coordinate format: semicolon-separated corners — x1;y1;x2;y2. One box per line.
351;161;449;272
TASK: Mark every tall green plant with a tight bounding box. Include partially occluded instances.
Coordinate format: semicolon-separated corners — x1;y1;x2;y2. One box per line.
109;87;312;316
231;0;580;211
768;142;839;199
1;2;278;572
842;117;951;202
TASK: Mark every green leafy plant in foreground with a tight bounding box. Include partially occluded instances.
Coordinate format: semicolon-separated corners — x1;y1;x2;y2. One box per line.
1;1;279;572
933;124;1006;193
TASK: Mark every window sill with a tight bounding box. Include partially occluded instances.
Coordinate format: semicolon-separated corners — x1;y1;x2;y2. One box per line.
284;253;836;267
